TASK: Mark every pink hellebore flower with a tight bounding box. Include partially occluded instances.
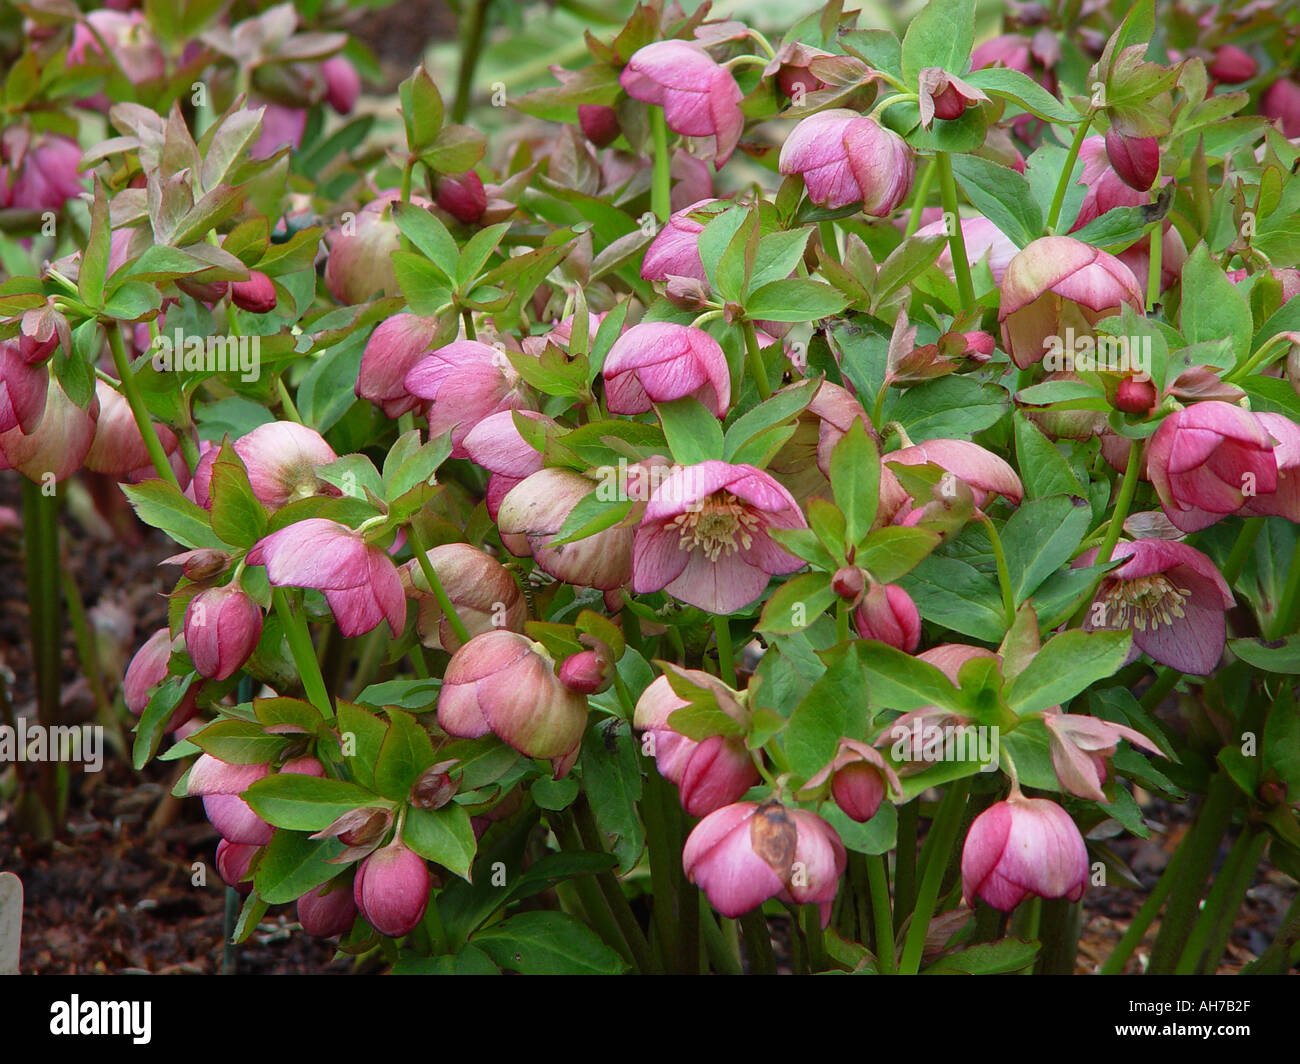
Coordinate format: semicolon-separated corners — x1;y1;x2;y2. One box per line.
461;408;551;524
619;40;744;168
1070;136;1154;231
353;840;431;937
401;542;527;652
853;581;922;653
1145;401;1283;532
961;792;1089;912
246;518;406;637
803;740;902;824
1077;539;1235;676
122;628;199;731
215;839;258;892
883;438;1024;522
403;340;532;457
1239;413;1300;523
1103;127;1159;192
633;670;759;817
356;313;440;419
998;236;1144;369
916;216;1017;286
0;340;48;434
0;133;85;212
1042;711;1162;803
602;322;731;417
632;461;807;614
184;585;264;681
191;421;338;511
297;880;358;938
778;109;914;215
189;755;323;847
683;801;846;924
437;630;589;767
641;198;714;284
321;56;362;116
1262;78;1300;138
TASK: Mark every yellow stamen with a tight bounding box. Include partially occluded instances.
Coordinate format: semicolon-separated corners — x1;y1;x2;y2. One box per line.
1101;573;1192;633
668;491;763;561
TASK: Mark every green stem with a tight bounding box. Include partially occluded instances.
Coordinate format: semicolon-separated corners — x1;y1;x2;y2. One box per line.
1145;223;1163;310
1146;771;1240;973
552;809;639;966
276;376;303;424
894;799;918;931
741;318;772;401
61;560;121;752
713;615;736;686
573;796;658;972
739;909;777;974
898;778;971;974
23;479;63;832
406;523;472;647
105;324;179;489
802;905;826;972
1046;115;1093;233
650;106;672;223
271;588;332;715
1175;827;1266;974
865;854;896;974
1037;897;1082;974
979;513;1016;625
451;0;491;124
1099;822;1194;973
641;767;680;970
461;308;477;342
1222;517;1263;585
818;220;840;264
1271;529;1300;639
935;152;974;311
904;159;938;238
836;599;851;643
700;906;744;974
1139;667;1180;709
1096;438;1144;567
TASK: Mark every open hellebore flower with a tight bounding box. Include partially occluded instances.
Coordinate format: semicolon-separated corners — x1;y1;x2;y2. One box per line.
602;322;731;417
767;382;872;504
1077;539;1234;676
1145;401;1281;532
853;581;921;653
192;421;339;510
324;195;409;304
497;467;635;589
356;313;440;419
403;340;532;456
633;670;758;817
1043;711;1163;803
0;132;85;212
778;109;914;215
683;801;846;924
998;236;1144;369
641;199;715;284
632;460;807;614
437;629;589;765
246;518;406;637
0;373;96;483
619;40;744;168
84;381;180;477
883;438;1024;522
961;792;1089;912
353;840;431;938
184;585;264;681
803;740;902;823
297;879;358;938
401;541;527;652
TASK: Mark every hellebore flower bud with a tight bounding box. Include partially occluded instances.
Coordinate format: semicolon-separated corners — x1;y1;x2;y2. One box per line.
162;548;231;582
961;793;1088;912
356;313;439;419
998;235;1144;369
353;840;431;937
324;196;409;304
634;670;756;816
215;839;258;892
778;109;914;215
831;565;865;601
321;55;362;115
803;739;903;823
1103;127;1159;192
184;585;264;681
297;879;358;937
401;542;527;652
602;322;731;417
230;270;277;314
853;582;922;653
410;762;458;811
1208;45;1257;84
578;104;620;147
1262;78;1300;138
435;172;488;225
437;630;589;764
559;649;612;695
917;67;988;126
641;199;713;284
84;381;179;476
619;40;744;168
1114;375;1157;416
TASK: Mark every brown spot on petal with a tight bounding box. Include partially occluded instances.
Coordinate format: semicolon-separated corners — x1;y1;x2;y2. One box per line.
750;800;798;881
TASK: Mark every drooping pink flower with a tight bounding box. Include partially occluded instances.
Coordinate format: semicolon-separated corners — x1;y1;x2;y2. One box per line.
803;739;902;824
191;421;338;511
620;40;744;168
1262;77;1300;137
1145;401;1279;532
297;879;358;937
778;109;914;215
184;585;264;681
998;236;1144;369
356;313;440;419
321;55;362;115
353;840;431;937
1239;413;1300;523
0;340;48;434
882;438;1024;522
246;518;406;637
961;792;1088;912
917;67;988;127
853;581;922;652
188;753;273;845
324;195;409;305
602;322;730;417
122;628;200;731
461;408;551;527
1103;127;1159;192
634;671;758;817
404;340;532;457
1070;136;1154;230
215;839;258;892
400;541;526;652
1043;711;1163;802
0;376;98;483
641;198;714;283
0;132;85;212
1077;538;1235;676
632;461;807;613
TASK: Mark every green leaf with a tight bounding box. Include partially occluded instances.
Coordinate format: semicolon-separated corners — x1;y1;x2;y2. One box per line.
747;227;813;294
1005;629;1133;715
374;708;437;802
887;375;1009;442
188;718;287;764
254;830;346;905
900;554;1006;641
923;938;1039;974
391;201;458;281
1068;206;1154;250
829;418;879;548
402;66;444;153
697;207;749;293
1000;495;1092;605
473;911;628;974
420;124;486;175
1014;415;1083;499
722;378;818;460
856;640;965;713
948;152;1043;249
964;67;1078;123
132;674;195;769
1229;638;1300;674
392;945;499;975
758;573;838;635
243;774;380;831
1180;242;1253;362
579;719;644;873
900;0;975;83
716;206;758;304
79;180;111;308
404;803;477;881
656;396;724;464
744;278;849;322
337;700;388;789
855;526;941;583
531;775;581;811
209;441;269;548
121;480;225;550
785;649;869;778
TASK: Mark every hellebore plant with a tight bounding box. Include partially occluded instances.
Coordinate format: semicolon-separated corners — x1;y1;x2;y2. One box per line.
6;0;1300;980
